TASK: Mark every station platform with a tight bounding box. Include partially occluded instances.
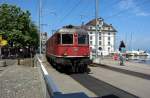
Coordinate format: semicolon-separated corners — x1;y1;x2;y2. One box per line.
93;57;150;79
0;59;44;98
91;57;150;98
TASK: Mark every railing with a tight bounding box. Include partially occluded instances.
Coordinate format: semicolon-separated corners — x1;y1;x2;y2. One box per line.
36;55;89;98
37;56;61;98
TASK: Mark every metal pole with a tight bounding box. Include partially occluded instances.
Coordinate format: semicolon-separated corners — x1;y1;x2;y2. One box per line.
95;0;99;58
39;0;42;56
130;32;132;51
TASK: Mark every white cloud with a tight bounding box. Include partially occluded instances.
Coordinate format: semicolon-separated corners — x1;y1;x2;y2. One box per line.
119;0;135;10
136;12;150;16
118;0;150;16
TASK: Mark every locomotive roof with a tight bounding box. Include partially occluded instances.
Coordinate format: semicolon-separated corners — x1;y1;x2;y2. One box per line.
57;27;87;34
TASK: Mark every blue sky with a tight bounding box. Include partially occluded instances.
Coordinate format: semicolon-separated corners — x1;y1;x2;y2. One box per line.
1;0;150;51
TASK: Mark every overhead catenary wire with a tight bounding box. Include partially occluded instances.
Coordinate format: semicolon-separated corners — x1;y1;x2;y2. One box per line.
54;0;82;28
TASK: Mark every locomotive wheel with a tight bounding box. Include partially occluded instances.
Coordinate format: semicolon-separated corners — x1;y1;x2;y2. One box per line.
80;65;87;73
84;65;88;72
74;65;78;73
57;65;65;73
81;65;85;73
78;65;83;73
72;66;75;73
68;66;72;73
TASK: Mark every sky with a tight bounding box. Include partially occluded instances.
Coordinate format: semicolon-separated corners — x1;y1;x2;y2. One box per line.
0;0;150;51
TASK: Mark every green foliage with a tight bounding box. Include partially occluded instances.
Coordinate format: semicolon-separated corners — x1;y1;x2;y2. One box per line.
0;4;39;48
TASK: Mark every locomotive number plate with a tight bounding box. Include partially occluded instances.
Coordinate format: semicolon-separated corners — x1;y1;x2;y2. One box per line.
73;48;79;51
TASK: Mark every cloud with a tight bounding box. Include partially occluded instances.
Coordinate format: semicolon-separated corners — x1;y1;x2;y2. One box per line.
136;12;150;16
118;0;150;16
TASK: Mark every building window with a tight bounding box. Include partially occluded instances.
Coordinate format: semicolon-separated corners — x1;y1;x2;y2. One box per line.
99;36;101;40
99;33;101;36
108;47;110;51
108;42;110;46
90;26;92;30
90;36;93;40
90;32;93;34
108;32;110;35
90;41;93;45
99;41;101;45
99;47;102;50
108;37;110;40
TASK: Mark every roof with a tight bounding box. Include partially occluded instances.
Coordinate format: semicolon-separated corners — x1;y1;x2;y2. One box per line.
56;25;88;34
86;18;103;26
85;18;117;32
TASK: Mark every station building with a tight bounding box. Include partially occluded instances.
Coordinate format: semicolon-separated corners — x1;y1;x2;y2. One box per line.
85;18;117;56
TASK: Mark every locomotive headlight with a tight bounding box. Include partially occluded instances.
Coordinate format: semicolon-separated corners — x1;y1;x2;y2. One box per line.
83;53;88;56
64;52;68;56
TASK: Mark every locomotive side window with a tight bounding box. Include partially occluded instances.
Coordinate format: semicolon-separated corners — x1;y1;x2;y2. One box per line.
78;34;89;44
57;34;61;44
62;34;73;44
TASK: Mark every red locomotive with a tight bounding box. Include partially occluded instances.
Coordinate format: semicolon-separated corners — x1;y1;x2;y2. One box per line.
46;25;92;73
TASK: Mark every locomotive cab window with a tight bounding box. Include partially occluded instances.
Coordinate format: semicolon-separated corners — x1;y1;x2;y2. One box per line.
62;34;73;44
78;34;89;44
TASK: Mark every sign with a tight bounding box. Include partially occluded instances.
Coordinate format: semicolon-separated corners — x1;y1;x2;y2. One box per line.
0;35;8;47
0;40;8;46
0;35;2;41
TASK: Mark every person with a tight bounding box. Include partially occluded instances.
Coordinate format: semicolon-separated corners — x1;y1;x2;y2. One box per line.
113;53;118;60
119;47;126;65
119;41;126;65
119;53;124;65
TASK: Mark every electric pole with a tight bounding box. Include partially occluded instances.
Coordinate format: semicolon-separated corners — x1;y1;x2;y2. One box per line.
130;32;133;51
95;0;99;58
80;15;85;26
39;0;42;56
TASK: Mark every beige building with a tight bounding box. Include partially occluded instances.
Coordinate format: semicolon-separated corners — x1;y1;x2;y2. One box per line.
85;18;117;56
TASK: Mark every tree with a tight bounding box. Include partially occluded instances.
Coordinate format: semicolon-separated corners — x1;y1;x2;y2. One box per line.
0;4;39;49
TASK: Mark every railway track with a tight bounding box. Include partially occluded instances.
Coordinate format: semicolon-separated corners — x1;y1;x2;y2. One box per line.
70;73;138;98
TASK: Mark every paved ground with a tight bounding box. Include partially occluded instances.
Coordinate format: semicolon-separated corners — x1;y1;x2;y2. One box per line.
0;59;44;98
0;59;16;74
91;57;150;98
93;57;150;76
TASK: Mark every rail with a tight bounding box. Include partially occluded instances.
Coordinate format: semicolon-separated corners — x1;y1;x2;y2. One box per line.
36;55;89;98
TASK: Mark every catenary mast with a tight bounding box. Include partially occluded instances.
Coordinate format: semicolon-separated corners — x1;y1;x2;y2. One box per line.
95;0;99;58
